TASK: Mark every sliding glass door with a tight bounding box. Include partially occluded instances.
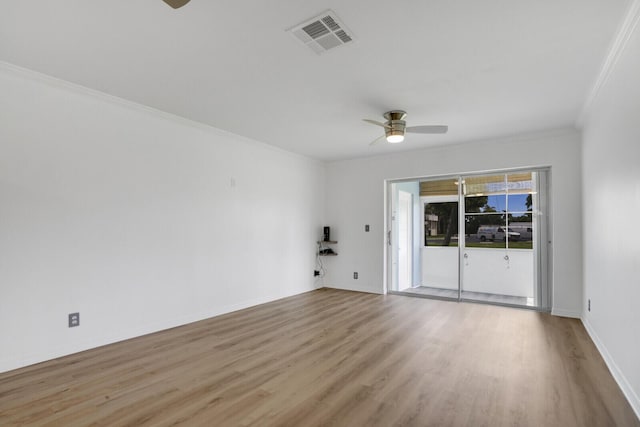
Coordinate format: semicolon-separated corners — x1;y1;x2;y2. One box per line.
388;169;549;310
461;172;543;307
416;178;460;299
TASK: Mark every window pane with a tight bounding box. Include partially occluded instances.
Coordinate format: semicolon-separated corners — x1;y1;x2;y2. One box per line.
465;214;506;248
506;223;533;247
465;194;507;213
506;172;534;249
464;175;506;213
424;201;459;247
507;194;532;212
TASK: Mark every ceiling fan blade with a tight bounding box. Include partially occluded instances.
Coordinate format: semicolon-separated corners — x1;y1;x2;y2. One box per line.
163;0;191;9
406;125;448;134
363;119;390;128
369;134;386;146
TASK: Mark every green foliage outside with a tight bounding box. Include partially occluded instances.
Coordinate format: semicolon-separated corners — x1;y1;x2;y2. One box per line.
466;241;533;249
425;235;533;250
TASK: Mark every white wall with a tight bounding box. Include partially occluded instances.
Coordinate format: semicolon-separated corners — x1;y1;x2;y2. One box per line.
581;4;640;416
0;64;325;373
421;247;458;289
324;129;583;316
462;249;533;297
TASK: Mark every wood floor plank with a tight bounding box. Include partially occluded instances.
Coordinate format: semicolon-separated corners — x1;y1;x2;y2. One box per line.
0;289;637;426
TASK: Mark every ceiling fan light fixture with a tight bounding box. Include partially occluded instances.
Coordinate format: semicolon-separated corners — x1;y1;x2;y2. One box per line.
385;118;406;143
386;133;405;143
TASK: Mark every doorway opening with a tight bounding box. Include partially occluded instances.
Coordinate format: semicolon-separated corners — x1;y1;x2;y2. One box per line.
387;169;550;311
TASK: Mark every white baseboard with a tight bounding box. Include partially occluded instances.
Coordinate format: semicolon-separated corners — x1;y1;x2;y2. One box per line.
322;283;384;295
582;317;640;421
551;308;582;318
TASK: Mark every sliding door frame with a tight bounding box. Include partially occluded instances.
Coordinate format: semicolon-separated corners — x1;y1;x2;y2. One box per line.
385;167;551;312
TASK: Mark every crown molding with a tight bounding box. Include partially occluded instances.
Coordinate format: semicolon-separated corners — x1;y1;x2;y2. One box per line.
577;0;640;127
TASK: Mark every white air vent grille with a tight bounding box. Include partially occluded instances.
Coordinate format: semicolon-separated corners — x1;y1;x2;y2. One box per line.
321;16;340;31
288;10;355;54
303;21;330;39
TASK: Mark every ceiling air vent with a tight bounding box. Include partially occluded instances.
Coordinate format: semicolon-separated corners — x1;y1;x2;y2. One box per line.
288;10;356;54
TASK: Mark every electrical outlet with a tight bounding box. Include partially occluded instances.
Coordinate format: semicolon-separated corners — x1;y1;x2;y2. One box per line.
353;272;358;279
68;312;80;328
314;270;320;277
588;299;591;312
365;224;370;232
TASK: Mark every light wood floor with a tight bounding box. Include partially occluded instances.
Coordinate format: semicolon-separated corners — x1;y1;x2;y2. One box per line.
0;289;638;426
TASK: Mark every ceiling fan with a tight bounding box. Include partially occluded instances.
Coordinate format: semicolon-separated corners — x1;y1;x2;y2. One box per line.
162;0;191;9
363;110;448;145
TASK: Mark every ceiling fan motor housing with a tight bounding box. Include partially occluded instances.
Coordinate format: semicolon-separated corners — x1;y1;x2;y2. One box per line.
383;110;407;121
385;120;406;142
383;111;407;142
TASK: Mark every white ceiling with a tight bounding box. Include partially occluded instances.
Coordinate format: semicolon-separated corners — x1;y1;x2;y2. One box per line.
0;1;630;161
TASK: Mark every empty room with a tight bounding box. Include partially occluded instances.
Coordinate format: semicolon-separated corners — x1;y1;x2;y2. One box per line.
1;1;639;426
